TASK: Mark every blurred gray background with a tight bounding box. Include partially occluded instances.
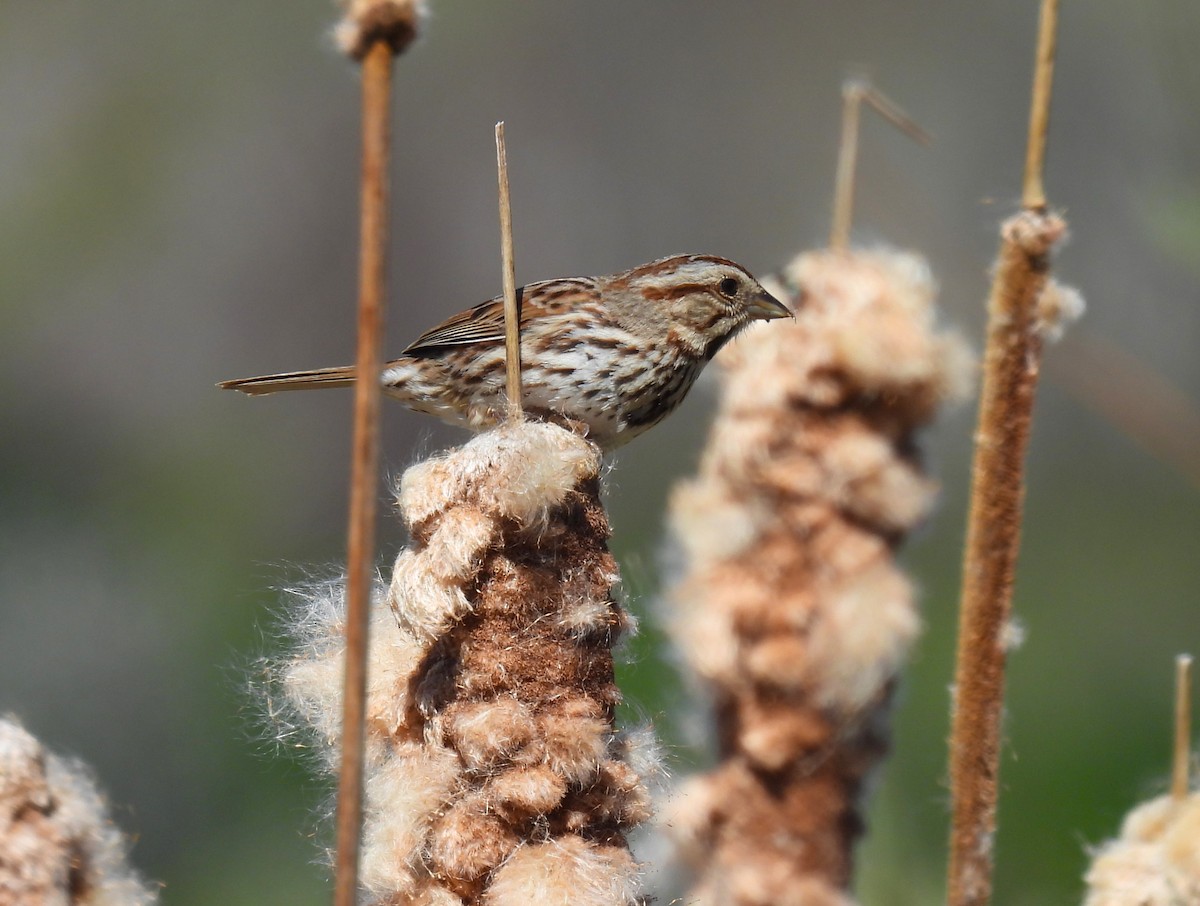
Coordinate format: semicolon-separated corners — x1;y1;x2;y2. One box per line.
2;2;1198;903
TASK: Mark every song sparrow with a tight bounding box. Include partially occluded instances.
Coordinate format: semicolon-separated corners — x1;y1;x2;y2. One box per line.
220;254;790;450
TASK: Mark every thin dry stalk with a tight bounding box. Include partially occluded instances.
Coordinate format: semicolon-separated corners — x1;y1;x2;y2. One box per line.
947;2;1066;904
664;249;972;906
335;37;394;906
1023;0;1059;209
829;79;930;251
494;122;523;422
331;0;426;898
828;84;862;252
1173;655;1193;802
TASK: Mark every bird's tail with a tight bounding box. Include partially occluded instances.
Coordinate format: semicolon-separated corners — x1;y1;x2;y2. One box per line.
218;366;356;396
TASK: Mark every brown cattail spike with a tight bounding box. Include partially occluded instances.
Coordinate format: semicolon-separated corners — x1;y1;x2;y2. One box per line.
947;3;1071;904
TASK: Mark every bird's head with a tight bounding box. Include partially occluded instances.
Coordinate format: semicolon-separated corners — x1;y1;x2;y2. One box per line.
611;254;792;359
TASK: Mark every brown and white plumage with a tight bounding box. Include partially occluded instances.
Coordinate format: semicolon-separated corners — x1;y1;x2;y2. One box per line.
220;254;791;450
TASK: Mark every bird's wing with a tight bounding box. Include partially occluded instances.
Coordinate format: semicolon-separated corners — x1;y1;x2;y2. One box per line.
401;278;596;356
402;297;507;353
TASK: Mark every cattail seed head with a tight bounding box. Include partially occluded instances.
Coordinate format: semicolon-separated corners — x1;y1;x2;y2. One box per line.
663;248;972;905
1084;792;1200;906
263;422;657;904
0;717;158;905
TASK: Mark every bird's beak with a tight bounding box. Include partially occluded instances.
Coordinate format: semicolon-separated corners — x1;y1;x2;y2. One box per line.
748;288;793;321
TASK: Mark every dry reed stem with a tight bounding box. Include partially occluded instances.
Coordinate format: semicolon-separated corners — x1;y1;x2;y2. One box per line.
494;122;523;421
270;422;655;905
332;0;427;896
0;717;158;905
1173;655;1192;802
1023;0;1059;209
946;3;1068;902
663;249;972;906
335;38;394;906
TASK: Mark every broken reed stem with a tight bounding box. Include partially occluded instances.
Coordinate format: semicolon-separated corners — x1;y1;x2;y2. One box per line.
495;122;523;421
1174;655;1193;801
947;3;1063;904
829;79;930;251
335;38;393;906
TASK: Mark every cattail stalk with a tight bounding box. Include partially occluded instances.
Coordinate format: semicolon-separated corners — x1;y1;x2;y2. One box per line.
1022;0;1058;210
664;249;972;905
330;3;424;902
336;39;392;906
946;3;1070;904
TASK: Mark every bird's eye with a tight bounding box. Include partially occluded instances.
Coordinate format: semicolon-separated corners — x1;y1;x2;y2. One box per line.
717;277;739;298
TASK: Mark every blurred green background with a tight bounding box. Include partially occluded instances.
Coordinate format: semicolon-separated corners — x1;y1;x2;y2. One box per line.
2;2;1198;903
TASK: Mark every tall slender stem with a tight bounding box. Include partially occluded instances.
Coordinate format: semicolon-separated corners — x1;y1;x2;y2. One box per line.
946;2;1062;904
495;122;523;420
829;85;862;252
1023;0;1059;209
334;38;392;906
1173;654;1193;802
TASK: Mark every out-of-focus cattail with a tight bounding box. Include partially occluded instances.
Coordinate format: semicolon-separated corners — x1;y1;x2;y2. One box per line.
0;716;158;905
1082;656;1197;905
333;0;425;60
1082;792;1200;906
269;422;657;906
662;248;973;906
